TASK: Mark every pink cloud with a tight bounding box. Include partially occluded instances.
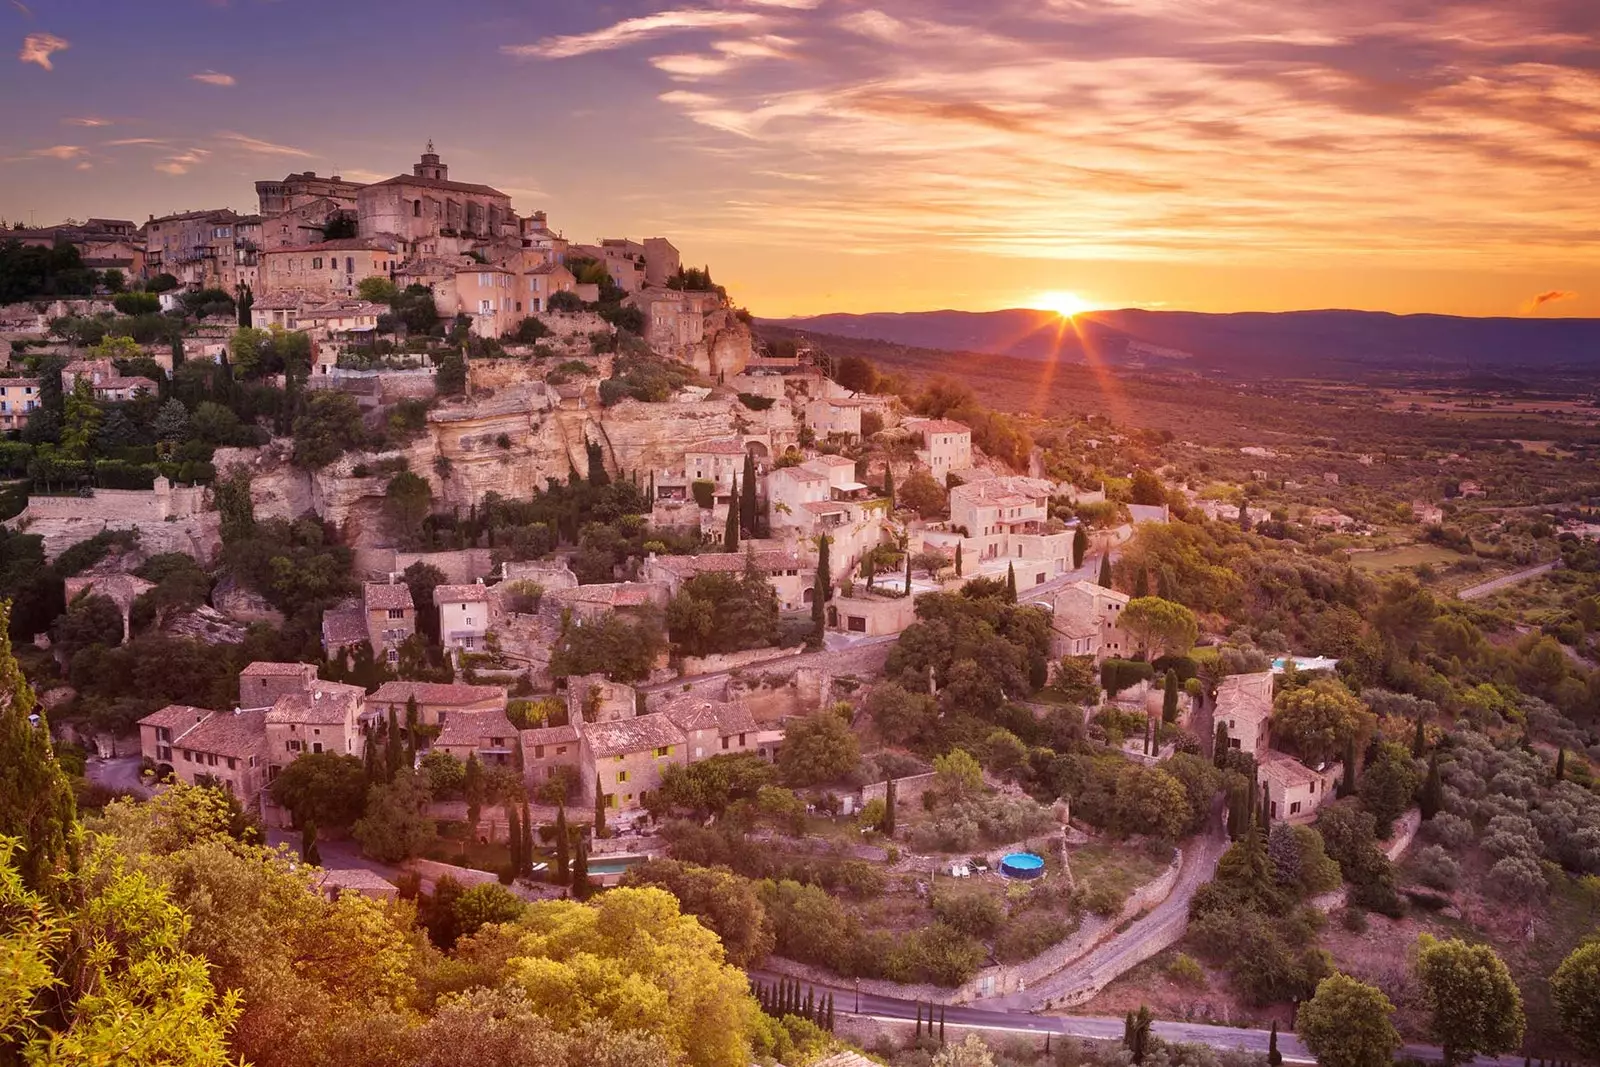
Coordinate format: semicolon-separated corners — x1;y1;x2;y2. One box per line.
191;69;236;86
18;31;66;69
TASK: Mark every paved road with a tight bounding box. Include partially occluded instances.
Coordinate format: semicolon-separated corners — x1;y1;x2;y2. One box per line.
264;828;403;882
84;756;153;799
747;969;1517;1066
1457;561;1558;601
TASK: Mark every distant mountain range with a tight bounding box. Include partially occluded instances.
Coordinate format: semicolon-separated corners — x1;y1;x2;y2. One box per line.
757;308;1600;376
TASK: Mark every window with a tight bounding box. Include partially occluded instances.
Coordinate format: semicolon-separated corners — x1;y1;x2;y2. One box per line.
556;745;567;755
738;732;747;747
606;794;617;808
386;649;398;664
654;746;671;758
465;616;474;626
463;636;475;649
346;257;354;273
157;745;172;761
156;726;170;742
721;736;730;750
616;770;629;784
312;742;323;754
206;754;217;767
535;745;545;758
313;257;323;270
227;757;237;770
1290;801;1302;815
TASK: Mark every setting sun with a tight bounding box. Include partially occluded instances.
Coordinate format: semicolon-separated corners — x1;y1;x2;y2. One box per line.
1030;290;1099;319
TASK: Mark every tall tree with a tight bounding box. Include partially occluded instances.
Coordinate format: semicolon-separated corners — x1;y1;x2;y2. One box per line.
1297;973;1401;1067
884;467;895;510
572;835;591;900
1162;669;1180;723
1098;553;1112;588
811;534;831;646
905;548;913;594
1419;751;1443;820
1550;940;1600;1059
0;604;76;894
1005;562;1017;603
1415;935;1525;1067
520;800;534;877
740;452;759;536
301;819;321;865
385;706;403;779
1411;716;1427;758
883;776;897;837
1072;525;1088;569
724;475;740;552
507;804;523;879
1555;747;1566;781
1133;567;1149;598
464;752;485;839
555;804;570;885
594;774;608;838
955;541;963;577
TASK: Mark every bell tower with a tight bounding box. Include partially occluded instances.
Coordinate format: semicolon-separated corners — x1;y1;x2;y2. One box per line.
414;140;447;182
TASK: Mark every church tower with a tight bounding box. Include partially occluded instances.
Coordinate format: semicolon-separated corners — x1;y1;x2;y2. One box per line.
414;141;448;182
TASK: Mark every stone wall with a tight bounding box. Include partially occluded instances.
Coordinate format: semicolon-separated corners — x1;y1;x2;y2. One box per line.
19;480;205;524
861;772;938;809
681;645;797;677
392;548;496;584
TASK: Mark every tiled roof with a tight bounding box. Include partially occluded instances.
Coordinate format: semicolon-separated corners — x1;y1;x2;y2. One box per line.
140;704;213;736
366;173;510;198
650;550;808;576
687;438;748;456
522;724;580;747
363;582;414;611
435;708;517;749
804;455;856;469
1215;672;1274;722
433;584;490;605
299;301;386;320
907;418;970;435
1258;751;1325;789
801;500;850;516
180;707;268;759
951;475;1054;507
526;263;571;276
318;868;395;894
369;681;508;708
267;682;365;726
771;466;828;484
321;605;367;649
549;582;667;609
582;714;686;758
241;661;315;678
662;698;735;733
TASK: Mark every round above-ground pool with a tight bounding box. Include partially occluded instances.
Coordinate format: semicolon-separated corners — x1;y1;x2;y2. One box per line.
999;852;1045;880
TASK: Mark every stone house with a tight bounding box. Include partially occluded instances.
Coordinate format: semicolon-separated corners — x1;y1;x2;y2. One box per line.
545;581;670;623
904;417;972;482
826;592;917;637
521;723;582;794
367;680;508;728
1257;751;1341;824
138;704;267;803
356;145;519;245
925;476;1074;581
362;580;416;663
62;359;158;402
258;238;402;299
434;582;493;654
1049;580;1131;661
642;547;815;613
663;697;781;762
255;170;365;216
579;714;689;816
433;708;519;768
238;661;318;709
141;208;243;291
1215;672;1275;756
1412;501;1445;526
264;680;368;802
804;397;874;439
0;377;41;432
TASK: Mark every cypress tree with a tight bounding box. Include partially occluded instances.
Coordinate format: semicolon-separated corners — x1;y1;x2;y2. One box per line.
916;1002;922;1039
513;735;526;776
1340;736;1358;796
939;1005;945;1043
1214;721;1231;767
1268;1020;1282;1067
905;547;913;594
1124;1011;1134;1049
1073;525;1088;569
955;541;963;577
725;474;740;551
1133;567;1149;598
593;774;607;838
1412;716;1426;758
1555;747;1566;781
405;694;420;755
1098;553;1112;587
572;835;590;900
385;706;402;779
520;800;534;877
301;819;321;865
464;752;484;840
1006;562;1017;602
555;805;570;884
884;467;895;510
811;534;831;645
363;729;379;783
1162;669;1180;723
805;986;814;1022
1420;751;1443;821
884;777;897;837
825;992;834;1031
741;452;759;536
507;804;523;879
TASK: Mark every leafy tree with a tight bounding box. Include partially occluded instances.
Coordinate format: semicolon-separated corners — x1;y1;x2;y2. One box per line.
831;355;878;393
778;709;860;786
435;349;467;396
452;881;525;940
933;748;983;799
51;590;124;657
269;751;369;830
622;858;775;966
0;604;76;893
1550;940;1600;1058
666;562;779;658
1357;741;1421;837
1297;973;1402;1067
1414;934;1525;1067
1130;468;1166;506
301;819;322;865
865;681;936;745
652;754;774;818
357;276;400;304
353;768;435;862
1120;596;1198;659
292;391;367;469
1272;680;1376;765
152;397;190;442
549;607;664;682
384;470;434;544
1162;669;1180;722
1073;525;1089;568
900;471;948;518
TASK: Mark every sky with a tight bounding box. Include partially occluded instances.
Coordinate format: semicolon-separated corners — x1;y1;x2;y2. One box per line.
3;0;1598;319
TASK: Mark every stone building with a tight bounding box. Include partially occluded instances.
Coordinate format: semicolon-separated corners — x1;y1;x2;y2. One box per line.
1257;751;1342;825
0;376;42;432
1216;671;1275;756
256;170;365;216
356;144;518;247
579;713;688;816
142;208;246;291
904;417;972;482
1049;580;1130;661
137;705;267;803
368;680;508;728
432;708;519;768
238;661;318;710
361;581;415;663
258;237;402;298
434;583;493;654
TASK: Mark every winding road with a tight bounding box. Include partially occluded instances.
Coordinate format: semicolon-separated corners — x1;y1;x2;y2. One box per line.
1457;561;1558;601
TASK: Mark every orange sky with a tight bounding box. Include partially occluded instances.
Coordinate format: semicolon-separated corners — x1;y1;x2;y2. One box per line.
4;1;1597;319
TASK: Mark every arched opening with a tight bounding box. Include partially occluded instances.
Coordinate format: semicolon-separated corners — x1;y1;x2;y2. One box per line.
803;587;815;605
413;200;422;218
744;440;771;462
826;606;838;628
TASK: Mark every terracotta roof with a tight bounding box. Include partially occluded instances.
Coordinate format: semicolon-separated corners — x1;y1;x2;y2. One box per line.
363;582;414;611
522;724;580;747
663;698;737;733
526;263;571;276
317;868;395;894
687;439;747;456
907;418;970;435
241;661;315;678
267;682;365;726
1258;751;1326;789
433;584;490;605
804;455;856;469
435;708;517;750
369;681;508;708
771;466;827;484
321;605;367;649
1215;672;1274;722
951;476;1054;506
140;704;213;737
299;301;386;320
179;707;268;759
366;173;509;198
582;714;686;758
801;500;850;516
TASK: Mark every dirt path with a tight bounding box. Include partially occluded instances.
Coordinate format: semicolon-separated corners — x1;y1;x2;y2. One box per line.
1457;561;1558;601
974;804;1230;1011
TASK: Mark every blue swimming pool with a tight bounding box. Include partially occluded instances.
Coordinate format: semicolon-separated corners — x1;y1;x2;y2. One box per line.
999;852;1045;879
589;854;649;876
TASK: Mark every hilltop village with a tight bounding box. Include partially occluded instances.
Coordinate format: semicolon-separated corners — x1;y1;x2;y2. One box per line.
3;147;1600;1067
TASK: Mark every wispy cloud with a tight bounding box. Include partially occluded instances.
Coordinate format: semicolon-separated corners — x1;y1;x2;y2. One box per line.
29;144;85;160
216;131;309;156
1523;289;1577;313
156;148;211;175
190;69;236;86
106;138;168;147
18;30;66;69
11;1;33;18
64;116;112;127
503;9;768;59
